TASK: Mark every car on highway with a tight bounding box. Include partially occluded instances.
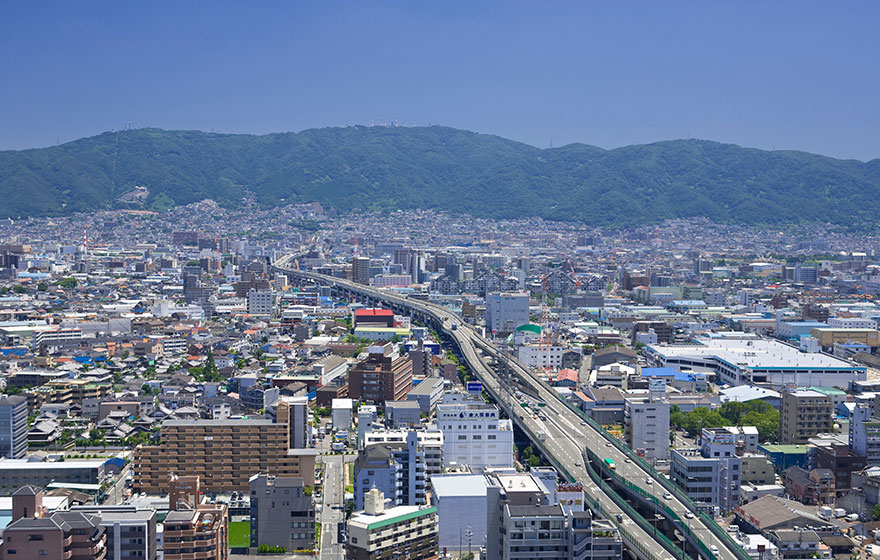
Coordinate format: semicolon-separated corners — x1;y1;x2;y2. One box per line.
615;514;623;522
645;477;652;484
574;460;582;467
580;421;587;426
709;545;719;555
685;512;694;519
663;493;672;500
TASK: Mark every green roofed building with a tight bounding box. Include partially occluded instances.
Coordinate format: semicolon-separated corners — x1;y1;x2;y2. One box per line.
514;323;542;335
346;487;438;560
758;444;810;471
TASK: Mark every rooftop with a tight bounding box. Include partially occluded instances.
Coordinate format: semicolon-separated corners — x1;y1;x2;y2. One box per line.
348;505;437;531
431;474;489;498
648;336;864;371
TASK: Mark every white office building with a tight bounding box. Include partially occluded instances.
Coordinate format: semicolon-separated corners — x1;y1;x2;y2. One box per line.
624;397;670;463
431;474;489;555
486;292;530;334
828;317;877;330
436;397;514;470
517;344;564;371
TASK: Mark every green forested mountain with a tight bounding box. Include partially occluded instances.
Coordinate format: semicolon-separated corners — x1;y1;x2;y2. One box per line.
1;126;878;226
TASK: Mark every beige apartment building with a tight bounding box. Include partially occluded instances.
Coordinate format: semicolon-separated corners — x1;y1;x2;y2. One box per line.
810;327;880;349
779;389;833;445
133;418;316;493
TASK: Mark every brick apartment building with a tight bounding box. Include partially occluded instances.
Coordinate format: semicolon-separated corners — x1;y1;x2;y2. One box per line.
133;418;316;493
348;343;413;404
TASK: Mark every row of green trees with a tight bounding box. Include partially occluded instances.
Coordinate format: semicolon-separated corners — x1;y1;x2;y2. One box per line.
670;400;779;442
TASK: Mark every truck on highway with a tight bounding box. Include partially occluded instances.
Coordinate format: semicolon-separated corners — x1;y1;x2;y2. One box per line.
604;458;616;470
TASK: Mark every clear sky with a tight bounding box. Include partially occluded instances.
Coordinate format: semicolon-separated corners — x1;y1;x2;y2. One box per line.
1;1;878;160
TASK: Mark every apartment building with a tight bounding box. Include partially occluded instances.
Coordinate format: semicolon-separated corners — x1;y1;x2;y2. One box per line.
70;506;157;560
133;419;316;493
164;475;228;560
249;474;315;551
347;344;413;404
779;390;833;445
361;429;443;474
0;486;107;560
346;488;438;560
352;256;371;285
354;431;427;510
247;289;273;317
502;504;569;560
849;403;880;465
569;513;623;560
0;395;27;459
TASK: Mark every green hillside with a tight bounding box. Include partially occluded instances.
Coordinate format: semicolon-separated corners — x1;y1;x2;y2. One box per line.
0;126;878;226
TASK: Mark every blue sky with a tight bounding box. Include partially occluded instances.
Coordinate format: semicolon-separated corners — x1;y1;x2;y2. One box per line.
1;1;878;160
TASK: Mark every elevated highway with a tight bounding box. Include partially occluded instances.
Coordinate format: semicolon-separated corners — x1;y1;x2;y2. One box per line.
273;255;749;560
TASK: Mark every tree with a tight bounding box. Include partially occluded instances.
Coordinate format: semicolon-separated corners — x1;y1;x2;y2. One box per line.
36;281;48;292
871;503;880;521
11;284;27;294
54;277;78;289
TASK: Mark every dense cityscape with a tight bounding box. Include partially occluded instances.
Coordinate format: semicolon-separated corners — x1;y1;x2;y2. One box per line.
0;202;878;559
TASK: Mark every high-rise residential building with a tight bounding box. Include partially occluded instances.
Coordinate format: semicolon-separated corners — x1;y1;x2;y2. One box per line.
0;395;27;459
0;486;108;560
354;431;427;510
849;403;880;465
352;256;371;284
485;292;530;334
780;389;833;445
346;488;438;560
436;395;514;470
347;344;413;404
164;475;228;560
671;428;741;512
274;396;311;449
247;289;273;317
133;418;317;493
249;474;315;552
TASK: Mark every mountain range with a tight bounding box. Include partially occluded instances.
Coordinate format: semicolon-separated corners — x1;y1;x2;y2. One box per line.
1;126;878;227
